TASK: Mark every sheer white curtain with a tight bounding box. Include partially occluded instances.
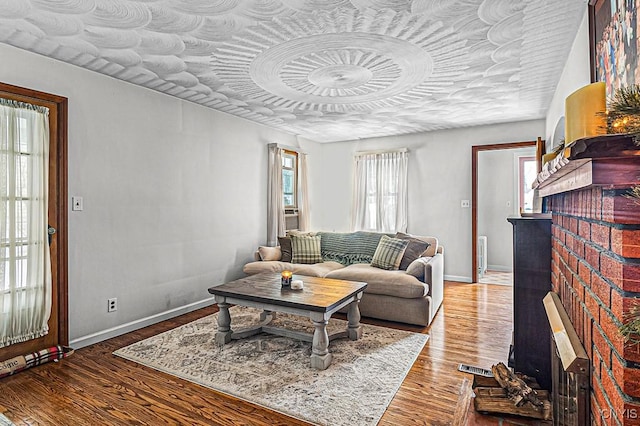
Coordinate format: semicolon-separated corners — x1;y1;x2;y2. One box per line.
0;99;52;348
267;144;285;246
351;149;408;233
297;152;310;231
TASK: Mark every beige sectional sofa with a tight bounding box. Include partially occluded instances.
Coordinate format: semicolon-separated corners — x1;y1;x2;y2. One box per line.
243;231;444;327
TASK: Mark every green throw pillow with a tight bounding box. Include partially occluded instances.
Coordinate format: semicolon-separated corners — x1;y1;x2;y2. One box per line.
371;235;409;270
291;234;322;264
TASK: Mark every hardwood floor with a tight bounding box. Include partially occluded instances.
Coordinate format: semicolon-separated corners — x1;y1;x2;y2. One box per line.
1;282;513;425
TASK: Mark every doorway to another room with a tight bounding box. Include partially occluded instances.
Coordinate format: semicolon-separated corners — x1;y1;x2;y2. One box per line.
471;140;542;285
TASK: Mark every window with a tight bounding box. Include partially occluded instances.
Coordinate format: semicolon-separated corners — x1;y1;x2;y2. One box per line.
351;150;408;233
1;98;52;347
519;156;537;213
282;150;297;210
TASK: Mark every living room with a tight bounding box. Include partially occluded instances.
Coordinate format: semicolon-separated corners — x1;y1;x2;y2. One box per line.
2;0;639;424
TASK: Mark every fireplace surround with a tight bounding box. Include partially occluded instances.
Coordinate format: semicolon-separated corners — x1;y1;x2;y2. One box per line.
535;134;640;424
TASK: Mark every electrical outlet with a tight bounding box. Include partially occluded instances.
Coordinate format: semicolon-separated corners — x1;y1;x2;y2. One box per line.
461;200;470;208
107;298;117;312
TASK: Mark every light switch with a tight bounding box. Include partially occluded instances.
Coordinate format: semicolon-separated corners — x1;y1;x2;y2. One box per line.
72;196;83;211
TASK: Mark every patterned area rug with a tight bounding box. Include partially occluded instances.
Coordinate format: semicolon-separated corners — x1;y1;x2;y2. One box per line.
114;306;429;426
0;413;14;426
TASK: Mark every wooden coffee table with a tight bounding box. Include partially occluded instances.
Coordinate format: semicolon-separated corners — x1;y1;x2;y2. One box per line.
208;272;367;370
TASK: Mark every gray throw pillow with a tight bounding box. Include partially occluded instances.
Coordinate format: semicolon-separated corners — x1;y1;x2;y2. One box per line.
371;235;409;270
278;236;292;262
395;234;430;270
406;257;430;281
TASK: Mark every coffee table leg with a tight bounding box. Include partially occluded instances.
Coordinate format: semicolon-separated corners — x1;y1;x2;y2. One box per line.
215;302;232;346
310;314;332;370
347;298;363;341
259;310;276;322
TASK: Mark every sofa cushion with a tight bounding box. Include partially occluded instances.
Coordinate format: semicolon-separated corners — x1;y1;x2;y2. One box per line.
326;264;428;298
371;235;408;270
396;232;439;257
243;260;294;275
278;237;292;262
291;234;323;264
291;261;344;277
258;246;281;261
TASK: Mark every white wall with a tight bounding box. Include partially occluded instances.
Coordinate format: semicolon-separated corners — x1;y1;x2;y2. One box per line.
545;9;591;150
477;147;535;272
310;120;546;282
0;43;311;347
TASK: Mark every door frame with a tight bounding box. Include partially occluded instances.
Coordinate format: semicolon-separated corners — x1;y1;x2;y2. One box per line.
0;82;68;358
471;139;543;283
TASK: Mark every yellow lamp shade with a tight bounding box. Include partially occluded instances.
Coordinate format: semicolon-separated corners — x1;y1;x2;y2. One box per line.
564;82;606;146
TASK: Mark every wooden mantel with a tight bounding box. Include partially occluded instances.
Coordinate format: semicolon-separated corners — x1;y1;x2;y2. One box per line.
533;134;640;197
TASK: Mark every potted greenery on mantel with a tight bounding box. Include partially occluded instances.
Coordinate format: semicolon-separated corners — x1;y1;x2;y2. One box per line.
605;84;640;345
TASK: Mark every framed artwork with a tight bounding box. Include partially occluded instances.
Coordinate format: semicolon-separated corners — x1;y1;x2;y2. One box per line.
589;0;639;97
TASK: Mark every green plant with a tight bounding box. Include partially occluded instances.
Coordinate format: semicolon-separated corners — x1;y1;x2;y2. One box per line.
620;304;640;346
627;185;640;205
605;84;640;144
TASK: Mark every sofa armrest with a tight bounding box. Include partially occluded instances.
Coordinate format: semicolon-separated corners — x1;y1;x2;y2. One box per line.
422;253;444;320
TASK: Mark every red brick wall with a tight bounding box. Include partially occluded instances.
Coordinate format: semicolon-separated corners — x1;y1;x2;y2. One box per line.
548;187;640;425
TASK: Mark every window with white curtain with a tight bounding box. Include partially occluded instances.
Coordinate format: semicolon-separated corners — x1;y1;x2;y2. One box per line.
0;99;52;348
267;144;310;246
282;150;298;209
351;149;408;233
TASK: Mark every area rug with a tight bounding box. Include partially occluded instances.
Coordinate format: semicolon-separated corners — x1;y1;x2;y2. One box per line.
0;413;14;426
114;306;429;426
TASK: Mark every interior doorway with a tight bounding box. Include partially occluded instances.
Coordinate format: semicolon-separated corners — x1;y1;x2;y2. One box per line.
0;82;68;360
471;139;543;284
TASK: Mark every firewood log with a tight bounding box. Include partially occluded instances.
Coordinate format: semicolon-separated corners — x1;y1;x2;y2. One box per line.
491;362;543;408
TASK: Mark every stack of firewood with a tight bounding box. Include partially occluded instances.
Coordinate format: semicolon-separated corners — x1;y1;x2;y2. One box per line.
472;362;552;421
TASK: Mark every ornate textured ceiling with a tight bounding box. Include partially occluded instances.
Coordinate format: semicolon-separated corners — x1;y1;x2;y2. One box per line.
0;0;586;142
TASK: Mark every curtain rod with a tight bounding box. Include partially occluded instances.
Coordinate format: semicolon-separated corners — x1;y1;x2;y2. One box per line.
268;142;307;154
355;147;408;155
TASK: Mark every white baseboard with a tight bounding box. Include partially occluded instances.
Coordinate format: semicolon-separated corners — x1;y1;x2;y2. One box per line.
445;274;472;283
487;265;513;272
69;298;216;349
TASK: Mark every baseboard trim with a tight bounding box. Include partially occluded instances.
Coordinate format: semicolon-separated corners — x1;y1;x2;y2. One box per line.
445;274;472;283
487;265;512;272
69;298;216;349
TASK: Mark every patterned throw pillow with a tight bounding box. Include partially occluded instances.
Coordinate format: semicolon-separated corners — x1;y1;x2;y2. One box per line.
291;234;323;264
371;235;409;270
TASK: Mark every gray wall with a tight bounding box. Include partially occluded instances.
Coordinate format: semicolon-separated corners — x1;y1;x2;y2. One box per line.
308;120;546;282
477;147;536;272
0;4;589;345
0;43;313;347
545;9;591;150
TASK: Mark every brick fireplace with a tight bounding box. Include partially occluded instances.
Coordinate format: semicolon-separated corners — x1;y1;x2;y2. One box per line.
537;134;640;425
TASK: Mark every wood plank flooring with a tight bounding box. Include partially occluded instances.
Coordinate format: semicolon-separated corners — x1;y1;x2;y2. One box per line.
0;282;513;425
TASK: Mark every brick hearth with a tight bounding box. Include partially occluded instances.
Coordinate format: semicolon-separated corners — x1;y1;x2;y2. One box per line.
548;186;640;425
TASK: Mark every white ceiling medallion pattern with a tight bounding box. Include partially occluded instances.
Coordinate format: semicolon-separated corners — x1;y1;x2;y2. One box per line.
0;0;587;142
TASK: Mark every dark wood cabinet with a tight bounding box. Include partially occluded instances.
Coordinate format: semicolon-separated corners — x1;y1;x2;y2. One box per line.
507;216;552;391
